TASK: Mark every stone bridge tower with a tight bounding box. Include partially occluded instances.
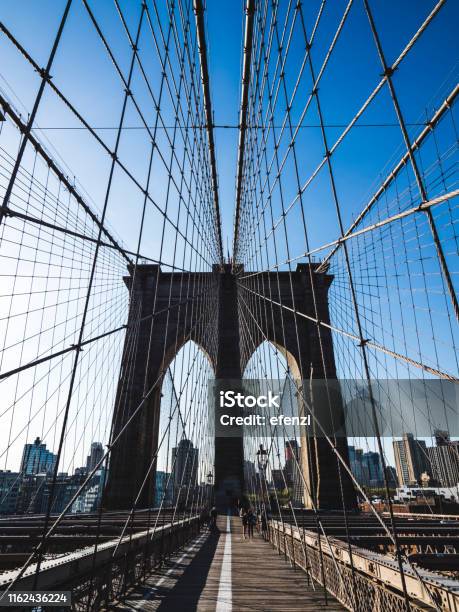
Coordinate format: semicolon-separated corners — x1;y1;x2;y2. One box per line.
103;264;356;511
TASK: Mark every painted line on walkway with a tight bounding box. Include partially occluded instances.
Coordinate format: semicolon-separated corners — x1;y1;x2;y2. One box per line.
132;531;208;609
216;512;232;612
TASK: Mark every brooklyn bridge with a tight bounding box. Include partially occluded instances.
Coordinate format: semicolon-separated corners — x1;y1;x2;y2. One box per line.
0;0;458;610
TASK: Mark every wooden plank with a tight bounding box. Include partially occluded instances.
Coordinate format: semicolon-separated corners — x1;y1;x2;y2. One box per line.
230;516;344;611
120;515;345;611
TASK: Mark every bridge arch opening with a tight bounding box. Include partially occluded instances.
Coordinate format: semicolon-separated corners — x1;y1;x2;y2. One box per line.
243;338;303;381
160;336;215;381
155;340;215;512
241;340;311;508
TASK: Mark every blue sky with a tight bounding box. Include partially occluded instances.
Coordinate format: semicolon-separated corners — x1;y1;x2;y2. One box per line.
0;0;456;250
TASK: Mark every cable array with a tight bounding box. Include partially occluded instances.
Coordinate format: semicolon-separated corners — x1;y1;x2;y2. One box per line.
0;0;220;602
234;0;458;608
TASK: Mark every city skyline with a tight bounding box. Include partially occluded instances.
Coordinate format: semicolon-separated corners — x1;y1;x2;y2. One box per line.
0;437;106;515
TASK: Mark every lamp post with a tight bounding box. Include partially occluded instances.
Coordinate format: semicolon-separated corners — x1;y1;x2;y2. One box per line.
256;444;268;471
256;444;269;507
206;471;214;506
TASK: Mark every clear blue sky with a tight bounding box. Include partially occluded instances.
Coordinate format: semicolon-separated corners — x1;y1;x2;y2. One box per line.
0;0;457;249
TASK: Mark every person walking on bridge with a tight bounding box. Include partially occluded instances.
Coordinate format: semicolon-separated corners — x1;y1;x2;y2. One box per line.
247;507;256;539
240;507;248;539
210;506;218;531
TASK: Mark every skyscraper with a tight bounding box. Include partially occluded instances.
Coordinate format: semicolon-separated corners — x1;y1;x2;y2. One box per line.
348;446;384;487
154;471;173;507
0;471;20;514
72;469;106;513
20;438;56;476
348;446;364;483
361;451;384;487
171;439;198;492
86;442;104;472
393;434;428;486
427;431;459;487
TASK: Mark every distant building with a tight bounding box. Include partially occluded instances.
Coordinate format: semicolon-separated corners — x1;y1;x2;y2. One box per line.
86;442;104;472
427;438;459;488
395;485;459;504
172;439;198;502
14;471;89;515
361;451;384;487
348;446;364;482
5;440;107;515
385;465;398;488
15;473;48;514
392;429;459;489
154;471;173;507
41;473;79;513
393;434;428;486
72;469;106;513
20;438;56;476
74;466;88;476
349;446;384;487
0;471;20;514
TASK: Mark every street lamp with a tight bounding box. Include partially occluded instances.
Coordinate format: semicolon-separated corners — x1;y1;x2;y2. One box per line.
256;444;268;471
256;444;269;510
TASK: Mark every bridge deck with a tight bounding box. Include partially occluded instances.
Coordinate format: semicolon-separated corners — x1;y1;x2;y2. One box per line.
120;515;344;611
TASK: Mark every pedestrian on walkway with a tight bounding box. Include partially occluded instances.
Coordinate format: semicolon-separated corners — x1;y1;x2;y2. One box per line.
210;506;218;531
240;507;248;539
247;507;256;539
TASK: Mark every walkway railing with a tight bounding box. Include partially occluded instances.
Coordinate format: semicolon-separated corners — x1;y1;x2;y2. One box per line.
0;516;202;610
268;519;458;612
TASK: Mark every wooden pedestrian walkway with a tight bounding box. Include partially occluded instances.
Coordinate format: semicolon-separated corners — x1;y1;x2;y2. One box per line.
119;514;345;611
